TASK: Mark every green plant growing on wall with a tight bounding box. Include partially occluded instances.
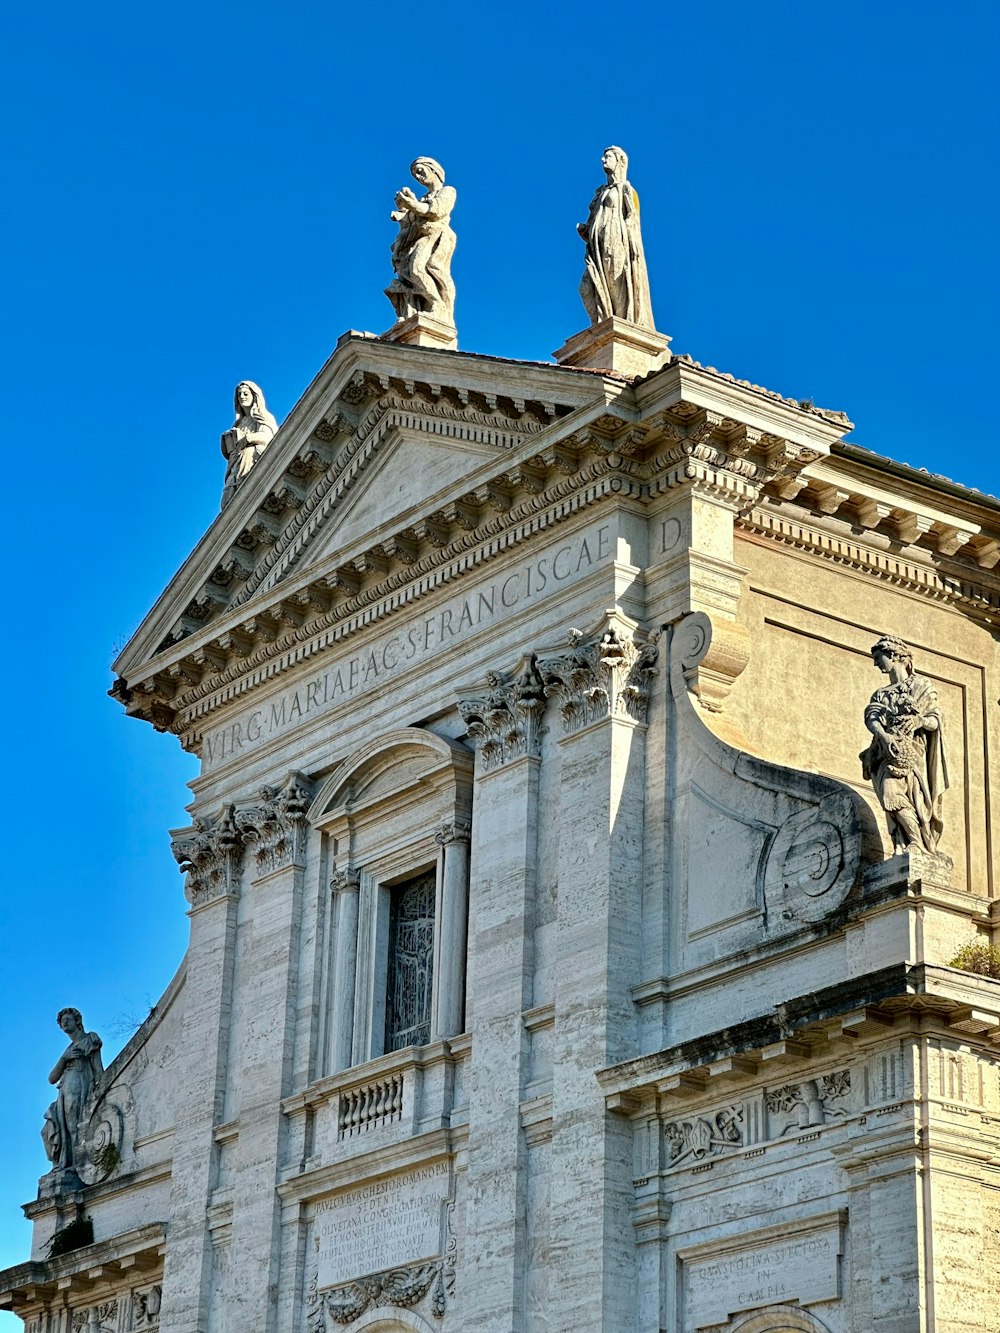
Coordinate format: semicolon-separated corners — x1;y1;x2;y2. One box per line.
950;938;1000;980
48;1216;94;1257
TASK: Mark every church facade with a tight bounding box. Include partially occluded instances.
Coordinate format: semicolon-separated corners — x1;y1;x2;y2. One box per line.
2;156;1000;1333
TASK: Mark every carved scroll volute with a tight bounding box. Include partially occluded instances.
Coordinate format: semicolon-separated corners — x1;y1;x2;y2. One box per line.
458;655;547;771
537;617;660;733
670;610;750;716
235;771;313;877
170;805;243;908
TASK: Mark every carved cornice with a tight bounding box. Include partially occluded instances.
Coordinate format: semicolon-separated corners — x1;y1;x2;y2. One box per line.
537;619;660;733
459;656;547;770
235;771;313;876
170;806;243;908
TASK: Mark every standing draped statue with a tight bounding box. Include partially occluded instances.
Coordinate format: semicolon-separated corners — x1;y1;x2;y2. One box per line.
385;157;457;326
41;1008;104;1173
220;381;278;506
577;146;655;331
859;634;949;854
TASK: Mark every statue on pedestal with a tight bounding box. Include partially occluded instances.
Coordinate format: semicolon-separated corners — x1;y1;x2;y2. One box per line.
41;1008;104;1175
860;634;949;854
385;157;457;326
577;146;655;331
221;381;278;506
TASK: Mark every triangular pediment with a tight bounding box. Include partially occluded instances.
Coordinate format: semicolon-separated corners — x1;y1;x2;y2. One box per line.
112;334;604;714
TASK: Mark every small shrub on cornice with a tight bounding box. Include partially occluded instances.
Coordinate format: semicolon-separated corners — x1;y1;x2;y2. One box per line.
950;939;1000;980
48;1216;94;1257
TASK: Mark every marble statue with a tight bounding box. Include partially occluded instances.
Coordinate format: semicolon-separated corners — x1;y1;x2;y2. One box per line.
385;157;457;326
41;1008;104;1172
860;634;949;854
577;146;655;330
221;381;278;506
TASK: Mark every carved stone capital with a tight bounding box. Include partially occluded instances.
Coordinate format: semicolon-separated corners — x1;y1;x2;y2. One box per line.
330;865;361;894
235;771;313;877
170;806;243;907
537;620;659;733
459;654;547;771
435;819;472;847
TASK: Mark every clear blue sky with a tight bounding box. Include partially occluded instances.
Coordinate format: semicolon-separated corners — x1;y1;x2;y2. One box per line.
1;0;997;1297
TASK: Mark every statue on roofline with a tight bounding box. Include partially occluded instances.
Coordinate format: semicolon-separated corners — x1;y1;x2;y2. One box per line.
220;380;278;507
860;634;949;855
41;1008;104;1173
577;146;655;331
385;156;457;327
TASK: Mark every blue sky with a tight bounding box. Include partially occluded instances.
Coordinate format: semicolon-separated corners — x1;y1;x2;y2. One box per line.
1;0;997;1297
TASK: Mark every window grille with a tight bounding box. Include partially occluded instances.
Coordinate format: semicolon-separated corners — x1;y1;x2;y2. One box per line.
384;871;436;1052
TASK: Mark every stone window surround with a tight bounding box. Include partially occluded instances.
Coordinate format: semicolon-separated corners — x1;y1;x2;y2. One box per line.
308;728;473;1075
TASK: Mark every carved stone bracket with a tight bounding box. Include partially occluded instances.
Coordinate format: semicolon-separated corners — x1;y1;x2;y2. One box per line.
537;619;659;733
458;655;547;770
330;865;361;895
170;806;243;908
235;771;313;877
435;820;471;847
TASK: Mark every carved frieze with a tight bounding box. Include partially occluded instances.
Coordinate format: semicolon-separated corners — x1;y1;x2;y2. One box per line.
71;1301;118;1333
170;806;243;907
661;1070;852;1168
235;771;312;876
459;655;546;770
538;621;659;732
130;1286;162;1328
310;1262;449;1327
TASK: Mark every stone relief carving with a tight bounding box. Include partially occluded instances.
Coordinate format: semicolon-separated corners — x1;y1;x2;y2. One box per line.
538;622;659;732
130;1286;162;1328
577;146;655;330
71;1300;117;1333
235;770;312;875
221;381;278;506
859;634;949;855
385;157;457;326
458;655;546;770
171;806;243;907
662;1071;852;1167
308;1255;454;1329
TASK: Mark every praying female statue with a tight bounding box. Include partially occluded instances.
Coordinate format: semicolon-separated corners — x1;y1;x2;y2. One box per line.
220;381;278;506
41;1008;104;1172
860;634;949;854
385;157;457;326
577;146;655;331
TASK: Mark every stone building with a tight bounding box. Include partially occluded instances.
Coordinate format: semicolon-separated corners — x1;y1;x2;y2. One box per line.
2;159;999;1333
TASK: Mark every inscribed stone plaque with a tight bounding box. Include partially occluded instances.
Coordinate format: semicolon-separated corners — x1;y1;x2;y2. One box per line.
680;1213;843;1329
316;1162;451;1290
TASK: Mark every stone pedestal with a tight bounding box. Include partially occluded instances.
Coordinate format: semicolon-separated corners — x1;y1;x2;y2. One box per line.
380;314;458;351
553;317;670;378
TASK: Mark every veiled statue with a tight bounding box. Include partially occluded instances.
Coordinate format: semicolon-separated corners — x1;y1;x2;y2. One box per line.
220;381;278;506
860;634;949;854
41;1008;104;1173
385;157;457;326
577;146;655;330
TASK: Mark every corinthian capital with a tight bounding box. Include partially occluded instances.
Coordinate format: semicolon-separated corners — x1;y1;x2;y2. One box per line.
235;771;313;876
538;620;659;733
458;655;546;771
170;806;243;908
435;819;472;846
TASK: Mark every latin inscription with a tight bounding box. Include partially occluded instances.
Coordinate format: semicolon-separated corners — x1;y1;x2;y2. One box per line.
315;1163;451;1291
683;1221;840;1328
202;521;612;769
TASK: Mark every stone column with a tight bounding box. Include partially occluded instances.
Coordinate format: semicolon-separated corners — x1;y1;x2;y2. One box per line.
329;868;360;1072
459;658;546;1333
226;773;312;1333
433;820;471;1041
539;621;658;1333
160;808;242;1333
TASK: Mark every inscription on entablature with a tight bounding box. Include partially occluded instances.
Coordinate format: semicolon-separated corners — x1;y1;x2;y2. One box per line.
315;1161;452;1291
200;520;612;769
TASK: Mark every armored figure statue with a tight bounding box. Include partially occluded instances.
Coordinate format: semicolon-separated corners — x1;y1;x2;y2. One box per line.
577;146;655;330
385;157;457;326
220;381;278;506
860;634;949;854
41;1008;104;1173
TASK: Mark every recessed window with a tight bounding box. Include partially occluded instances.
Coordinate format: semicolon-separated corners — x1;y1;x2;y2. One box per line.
384;870;436;1052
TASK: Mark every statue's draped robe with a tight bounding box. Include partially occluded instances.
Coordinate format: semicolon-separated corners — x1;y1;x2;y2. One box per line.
386;185;457;323
43;1033;103;1170
579;180;654;330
